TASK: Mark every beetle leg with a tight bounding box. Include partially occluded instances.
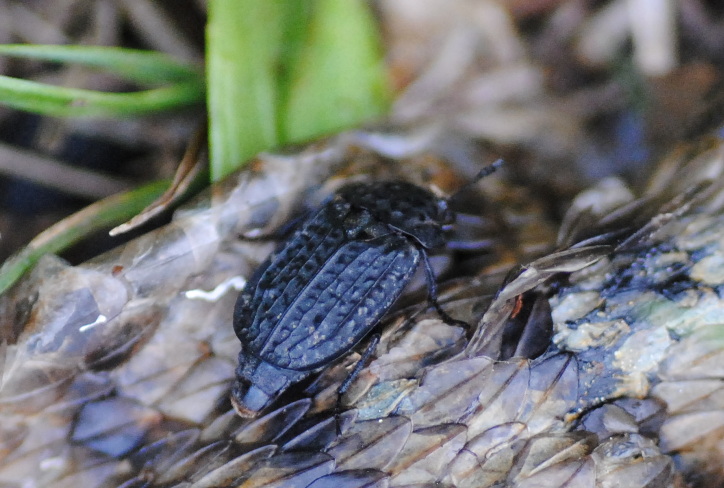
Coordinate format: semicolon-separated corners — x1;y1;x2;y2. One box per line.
335;333;381;435
444;238;495;252
421;250;471;330
453;212;498;229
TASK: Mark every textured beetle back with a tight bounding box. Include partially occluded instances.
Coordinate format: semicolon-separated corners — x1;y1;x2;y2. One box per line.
233;201;351;344
337;181;451;249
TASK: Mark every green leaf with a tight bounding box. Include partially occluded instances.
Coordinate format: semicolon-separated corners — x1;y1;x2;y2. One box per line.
205;0;391;181
281;0;390;142
206;0;285;181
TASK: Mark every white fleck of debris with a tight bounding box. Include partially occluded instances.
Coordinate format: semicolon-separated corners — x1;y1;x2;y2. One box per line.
614;327;672;374
691;254;724;285
40;456;65;471
79;314;107;332
184;276;247;302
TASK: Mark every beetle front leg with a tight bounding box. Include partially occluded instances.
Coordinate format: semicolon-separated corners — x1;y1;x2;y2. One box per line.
421;250;471;330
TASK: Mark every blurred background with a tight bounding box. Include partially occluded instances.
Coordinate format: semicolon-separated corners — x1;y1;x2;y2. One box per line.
0;0;721;265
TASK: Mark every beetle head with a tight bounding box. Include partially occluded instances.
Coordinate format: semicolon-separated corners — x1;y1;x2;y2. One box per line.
230;377;269;418
231;352;308;418
339;181;453;249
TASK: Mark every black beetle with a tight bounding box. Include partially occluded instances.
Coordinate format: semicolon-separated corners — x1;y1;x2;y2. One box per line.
231;162;502;418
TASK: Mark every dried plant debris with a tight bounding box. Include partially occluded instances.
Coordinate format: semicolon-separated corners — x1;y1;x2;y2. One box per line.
1;132;724;487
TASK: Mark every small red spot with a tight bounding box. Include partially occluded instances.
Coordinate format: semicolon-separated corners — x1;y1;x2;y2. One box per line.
511;294;524;319
197;341;212;357
111;265;124;276
248;158;265;173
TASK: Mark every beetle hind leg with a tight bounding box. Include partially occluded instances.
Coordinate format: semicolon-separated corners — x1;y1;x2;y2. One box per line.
334;333;381;435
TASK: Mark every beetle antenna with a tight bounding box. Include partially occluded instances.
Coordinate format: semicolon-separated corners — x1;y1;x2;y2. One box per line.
448;158;504;202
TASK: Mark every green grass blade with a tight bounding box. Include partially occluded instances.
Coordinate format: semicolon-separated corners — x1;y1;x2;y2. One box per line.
0;44;200;84
0;180;169;296
0;75;203;117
